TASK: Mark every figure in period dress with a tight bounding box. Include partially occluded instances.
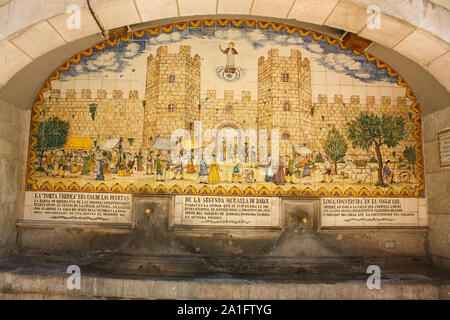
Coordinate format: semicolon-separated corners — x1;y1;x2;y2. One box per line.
264;155;273;182
199;157;209;184
272;160;286;185
219;42;238;73
208;159;220;184
81;151;91;175
145;151;154;175
285;156;294;184
94;153;104;180
232;163;241;183
155;153;164;182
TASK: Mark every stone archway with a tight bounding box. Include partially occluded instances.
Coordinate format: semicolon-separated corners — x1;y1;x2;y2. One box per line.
0;1;449;299
214;122;244;163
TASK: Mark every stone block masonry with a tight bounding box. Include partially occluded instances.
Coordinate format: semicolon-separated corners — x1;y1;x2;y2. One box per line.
39;46;417;163
41;89;144;154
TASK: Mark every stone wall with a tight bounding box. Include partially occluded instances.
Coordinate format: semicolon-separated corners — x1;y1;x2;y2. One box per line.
423;106;450;270
199;90;258;143
257;48;312;157
0;98;29;257
41;89;143;154
38;90;418;163
143;45;201;147
312;95;416;161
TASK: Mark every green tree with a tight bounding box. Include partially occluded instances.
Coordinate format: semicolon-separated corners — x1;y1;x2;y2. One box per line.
323;126;348;174
403;145;418;173
33;117;69;170
347;113;405;186
315;152;324;163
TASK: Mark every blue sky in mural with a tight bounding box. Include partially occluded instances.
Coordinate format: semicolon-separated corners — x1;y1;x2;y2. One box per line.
61;25;396;84
63;40;146;77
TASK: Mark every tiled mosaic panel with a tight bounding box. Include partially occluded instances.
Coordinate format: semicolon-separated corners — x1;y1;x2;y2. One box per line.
27;21;424;197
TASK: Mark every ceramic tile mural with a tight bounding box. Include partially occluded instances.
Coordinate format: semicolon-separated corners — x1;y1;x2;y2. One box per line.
26;20;425;197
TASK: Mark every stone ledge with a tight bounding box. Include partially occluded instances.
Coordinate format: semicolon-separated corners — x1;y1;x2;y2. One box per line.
0;269;448;300
0;255;449;300
16;220;133;234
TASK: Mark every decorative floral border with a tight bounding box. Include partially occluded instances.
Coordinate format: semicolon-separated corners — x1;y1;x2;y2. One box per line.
25;19;425;198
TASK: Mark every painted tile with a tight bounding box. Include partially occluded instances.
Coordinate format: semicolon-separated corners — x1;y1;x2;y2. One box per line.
26;20;425;198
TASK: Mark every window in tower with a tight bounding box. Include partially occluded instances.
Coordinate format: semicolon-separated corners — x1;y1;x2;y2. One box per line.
225;104;233;113
282;73;289;82
169;74;176;83
282;132;291;140
283;102;291;111
168;103;176;112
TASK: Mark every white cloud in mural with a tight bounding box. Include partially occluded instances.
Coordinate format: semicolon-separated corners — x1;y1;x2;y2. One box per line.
75;64;84;72
307;43;324;53
273;35;287;42
86;52;119;71
65;42;144;76
215;29;242;40
124;43;141;57
324;53;361;72
355;73;371;79
286;37;303;44
150;31;182;44
247;30;266;42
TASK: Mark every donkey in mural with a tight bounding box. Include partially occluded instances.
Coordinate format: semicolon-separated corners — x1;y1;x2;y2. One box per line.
342;159;375;184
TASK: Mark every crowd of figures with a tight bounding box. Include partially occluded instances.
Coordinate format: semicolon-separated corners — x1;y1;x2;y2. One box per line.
37;143;400;186
39;148;144;181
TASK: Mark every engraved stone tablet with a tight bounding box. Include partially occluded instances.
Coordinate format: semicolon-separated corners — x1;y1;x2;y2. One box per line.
173;195;281;228
24;191;133;225
320;197;426;227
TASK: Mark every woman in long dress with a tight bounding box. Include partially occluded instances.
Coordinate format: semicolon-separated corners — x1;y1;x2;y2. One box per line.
81;152;91;175
94;155;104;180
186;150;196;174
272;160;286;185
208;160;220;184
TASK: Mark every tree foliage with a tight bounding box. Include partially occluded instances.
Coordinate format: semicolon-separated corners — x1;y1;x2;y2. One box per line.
34;117;69;168
347;113;405;151
347;113;405;185
403;145;418;173
324;126;348;173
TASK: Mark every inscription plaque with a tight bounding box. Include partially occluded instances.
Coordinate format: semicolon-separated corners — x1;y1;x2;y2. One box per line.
173;195;281;228
24;191;133;225
320;197;426;227
438;129;450;167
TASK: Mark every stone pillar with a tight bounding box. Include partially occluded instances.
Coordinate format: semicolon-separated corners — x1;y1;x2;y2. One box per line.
0;98;30;257
423;106;450;270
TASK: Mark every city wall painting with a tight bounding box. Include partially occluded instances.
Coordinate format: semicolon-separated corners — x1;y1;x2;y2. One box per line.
26;19;425;199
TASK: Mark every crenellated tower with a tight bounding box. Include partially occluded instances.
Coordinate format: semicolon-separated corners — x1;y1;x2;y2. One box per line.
142;45;201;149
257;48;312;159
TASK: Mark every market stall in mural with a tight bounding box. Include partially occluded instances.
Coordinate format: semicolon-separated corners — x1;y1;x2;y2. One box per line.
26;19;424;198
